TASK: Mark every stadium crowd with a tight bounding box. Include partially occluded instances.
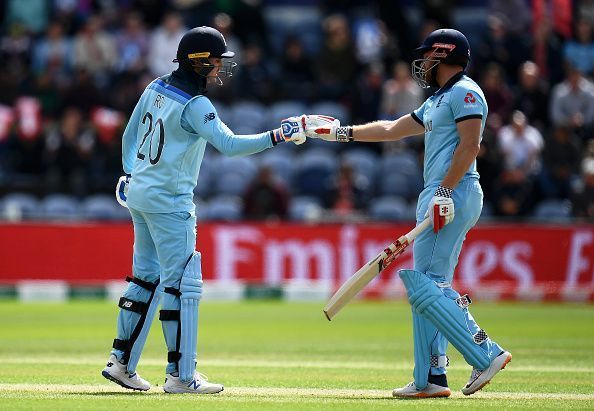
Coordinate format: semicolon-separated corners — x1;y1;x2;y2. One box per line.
0;0;593;222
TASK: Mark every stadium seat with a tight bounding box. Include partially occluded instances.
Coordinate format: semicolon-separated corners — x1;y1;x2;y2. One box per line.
257;148;296;187
40;194;79;220
1;193;39;220
294;148;338;199
310;101;350;124
378;151;423;198
80;194;121;220
533;199;572;221
369;196;410;222
269;100;307;128
263;5;323;55
379;173;415;199
211;156;258;196
341;148;378;185
204;195;243;221
288;196;323;221
229;101;267;134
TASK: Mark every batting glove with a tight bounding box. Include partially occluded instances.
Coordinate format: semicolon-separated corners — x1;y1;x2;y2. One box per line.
425;185;455;233
115;174;131;208
303;115;352;142
270;116;306;145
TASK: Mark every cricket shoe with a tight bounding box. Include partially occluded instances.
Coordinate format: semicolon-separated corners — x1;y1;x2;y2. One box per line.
163;371;224;394
462;351;512;395
101;354;150;391
392;382;451;398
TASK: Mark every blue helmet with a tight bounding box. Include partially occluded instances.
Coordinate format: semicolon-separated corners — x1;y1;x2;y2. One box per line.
412;28;470;88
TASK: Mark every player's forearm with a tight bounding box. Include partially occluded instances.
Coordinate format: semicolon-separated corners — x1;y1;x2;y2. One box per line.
352;115;424;142
440;143;480;189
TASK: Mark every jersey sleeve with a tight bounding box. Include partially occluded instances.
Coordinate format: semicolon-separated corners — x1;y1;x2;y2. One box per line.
450;86;486;123
122;97;143;175
411;100;427;126
181;96;273;156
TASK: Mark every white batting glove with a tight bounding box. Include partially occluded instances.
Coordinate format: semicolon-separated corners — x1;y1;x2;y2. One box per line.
115;174;130;208
270;116;306;145
303;115;353;142
424;185;455;233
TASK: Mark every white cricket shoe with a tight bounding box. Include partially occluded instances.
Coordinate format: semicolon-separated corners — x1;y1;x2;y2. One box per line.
101;354;151;391
163;371;224;394
392;381;451;398
462;351;512;395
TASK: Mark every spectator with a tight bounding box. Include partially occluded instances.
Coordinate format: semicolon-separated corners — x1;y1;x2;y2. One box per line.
379;61;423;120
474;15;528;85
62;69;104;116
278;36;315;102
513;61;549;132
571;157;594;220
115;13;149;74
476;132;503;206
148;12;187;78
324;163;368;215
549;64;594;139
538;126;582;199
530;16;565;85
352;62;384;124
563;19;594;77
243;166;289;221
481;63;513;133
497;110;544;178
73;15;116;85
44;108;96;195
492;168;537;218
235;42;275;103
489;0;531;35
32;22;73;85
316;14;359;101
0;23;32;104
4;0;48;34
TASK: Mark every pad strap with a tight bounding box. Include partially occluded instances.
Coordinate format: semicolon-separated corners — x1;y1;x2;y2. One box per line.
159;310;180;321
118;297;148;314
113;338;130;351
168;351;182;363
126;276;158;291
473;329;489;344
164;287;182;297
430;355;449;368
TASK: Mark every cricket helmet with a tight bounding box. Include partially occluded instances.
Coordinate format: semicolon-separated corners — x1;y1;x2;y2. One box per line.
412;28;470;88
173;26;236;83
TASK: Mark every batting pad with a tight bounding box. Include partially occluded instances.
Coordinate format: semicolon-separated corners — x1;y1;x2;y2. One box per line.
179;252;203;382
399;269;491;370
412;310;432;389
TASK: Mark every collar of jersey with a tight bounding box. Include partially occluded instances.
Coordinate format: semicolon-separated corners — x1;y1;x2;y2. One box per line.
433;71;465;97
162;68;207;98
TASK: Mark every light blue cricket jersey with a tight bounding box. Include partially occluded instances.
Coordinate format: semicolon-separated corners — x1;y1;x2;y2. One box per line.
411;72;488;187
122;75;273;213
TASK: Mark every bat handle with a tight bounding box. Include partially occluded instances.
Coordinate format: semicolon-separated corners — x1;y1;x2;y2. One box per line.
404;218;431;242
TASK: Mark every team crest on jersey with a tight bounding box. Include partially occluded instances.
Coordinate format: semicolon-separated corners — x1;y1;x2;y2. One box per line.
464;92;476;103
203;112;215;123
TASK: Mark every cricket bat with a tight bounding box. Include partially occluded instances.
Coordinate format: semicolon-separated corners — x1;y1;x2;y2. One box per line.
324;218;431;321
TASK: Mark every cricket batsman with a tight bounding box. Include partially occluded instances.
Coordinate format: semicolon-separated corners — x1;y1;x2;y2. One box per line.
304;28;512;398
101;26;310;393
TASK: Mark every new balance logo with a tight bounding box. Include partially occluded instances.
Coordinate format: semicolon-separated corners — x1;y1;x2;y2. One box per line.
187;380;202;390
204;112;215;123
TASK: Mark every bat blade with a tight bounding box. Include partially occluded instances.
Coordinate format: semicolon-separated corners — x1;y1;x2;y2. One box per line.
323;218;431;321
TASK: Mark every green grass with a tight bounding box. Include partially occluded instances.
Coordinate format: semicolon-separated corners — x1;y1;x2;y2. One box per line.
0;300;593;410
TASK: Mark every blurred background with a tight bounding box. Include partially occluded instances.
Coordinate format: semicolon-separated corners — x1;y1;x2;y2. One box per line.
0;0;592;223
0;0;592;302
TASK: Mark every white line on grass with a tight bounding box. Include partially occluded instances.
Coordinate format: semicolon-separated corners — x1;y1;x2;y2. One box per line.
0;384;593;401
3;357;593;374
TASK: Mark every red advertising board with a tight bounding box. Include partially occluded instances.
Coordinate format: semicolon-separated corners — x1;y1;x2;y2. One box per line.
0;222;593;300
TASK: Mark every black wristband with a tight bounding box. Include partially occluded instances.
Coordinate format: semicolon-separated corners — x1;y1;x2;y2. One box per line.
434;185;453;198
269;129;284;146
336;126;353;142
